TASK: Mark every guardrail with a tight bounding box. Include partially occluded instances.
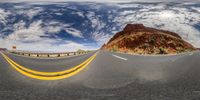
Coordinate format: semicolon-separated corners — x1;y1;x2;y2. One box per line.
8;50;93;58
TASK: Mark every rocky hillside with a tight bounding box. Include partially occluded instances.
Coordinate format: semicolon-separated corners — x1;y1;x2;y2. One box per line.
102;24;196;55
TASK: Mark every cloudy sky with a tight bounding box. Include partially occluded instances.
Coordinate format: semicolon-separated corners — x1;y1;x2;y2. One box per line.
0;1;199;52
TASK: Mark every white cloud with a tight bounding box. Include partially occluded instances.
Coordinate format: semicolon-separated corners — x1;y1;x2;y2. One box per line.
191;7;200;13
0;9;10;25
45;26;62;33
7;20;44;42
26;8;43;19
86;12;97;28
44;21;82;38
92;32;113;45
13;20;26;30
76;12;84;17
15;8;43;19
55;12;62;16
64;28;83;38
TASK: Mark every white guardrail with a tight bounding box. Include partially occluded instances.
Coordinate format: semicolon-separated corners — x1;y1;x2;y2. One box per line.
8;50;93;58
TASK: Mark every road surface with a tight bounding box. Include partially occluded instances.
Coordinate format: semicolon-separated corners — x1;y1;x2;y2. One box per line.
0;50;200;100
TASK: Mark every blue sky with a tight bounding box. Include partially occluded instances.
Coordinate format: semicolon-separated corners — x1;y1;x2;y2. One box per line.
0;1;199;52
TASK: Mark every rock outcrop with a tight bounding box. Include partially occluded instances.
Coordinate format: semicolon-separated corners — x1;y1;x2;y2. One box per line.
102;24;196;55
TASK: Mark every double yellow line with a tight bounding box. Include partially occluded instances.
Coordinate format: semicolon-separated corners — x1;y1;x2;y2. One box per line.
1;52;98;80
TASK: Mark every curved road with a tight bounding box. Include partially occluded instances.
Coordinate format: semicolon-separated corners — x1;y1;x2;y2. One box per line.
0;50;200;100
3;52;95;72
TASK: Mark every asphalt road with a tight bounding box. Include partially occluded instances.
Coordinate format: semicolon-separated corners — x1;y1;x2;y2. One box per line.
3;52;95;72
0;50;200;100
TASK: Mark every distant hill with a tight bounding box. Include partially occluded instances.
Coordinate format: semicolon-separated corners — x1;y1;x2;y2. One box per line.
102;24;196;55
77;49;85;52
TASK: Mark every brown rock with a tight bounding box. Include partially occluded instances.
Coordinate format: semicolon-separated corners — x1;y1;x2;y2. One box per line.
102;24;196;55
123;24;145;32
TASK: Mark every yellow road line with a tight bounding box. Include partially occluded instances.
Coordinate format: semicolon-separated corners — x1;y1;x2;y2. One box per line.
2;53;94;75
1;52;98;80
1;52;96;75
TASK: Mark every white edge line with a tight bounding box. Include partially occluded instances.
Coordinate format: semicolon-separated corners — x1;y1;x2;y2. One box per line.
112;54;128;61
